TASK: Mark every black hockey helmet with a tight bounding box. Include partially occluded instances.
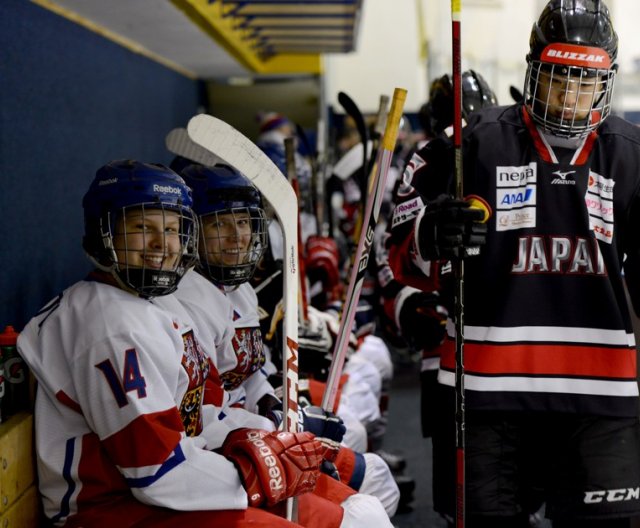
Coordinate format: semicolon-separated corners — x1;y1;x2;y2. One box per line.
418;70;498;137
524;0;618;137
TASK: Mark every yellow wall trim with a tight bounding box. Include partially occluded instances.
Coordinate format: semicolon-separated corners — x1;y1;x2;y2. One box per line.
171;0;323;75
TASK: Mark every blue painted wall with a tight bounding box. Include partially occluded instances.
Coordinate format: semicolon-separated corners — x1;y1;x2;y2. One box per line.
1;1;203;330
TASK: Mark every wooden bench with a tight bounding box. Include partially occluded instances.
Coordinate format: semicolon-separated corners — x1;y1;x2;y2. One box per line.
0;411;39;527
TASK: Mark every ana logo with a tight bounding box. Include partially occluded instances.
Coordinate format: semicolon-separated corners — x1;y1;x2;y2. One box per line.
153;184;182;195
551;170;576;185
500;188;533;206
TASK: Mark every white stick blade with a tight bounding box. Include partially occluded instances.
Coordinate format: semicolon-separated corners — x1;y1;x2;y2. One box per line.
165;127;220;166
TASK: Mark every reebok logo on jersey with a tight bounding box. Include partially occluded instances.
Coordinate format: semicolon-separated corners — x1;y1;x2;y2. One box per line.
551;170;576;185
584;488;640;504
153;184;182;195
496;163;537;231
245;430;284;492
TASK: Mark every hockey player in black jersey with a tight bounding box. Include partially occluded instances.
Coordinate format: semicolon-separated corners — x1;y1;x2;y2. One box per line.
387;1;640;527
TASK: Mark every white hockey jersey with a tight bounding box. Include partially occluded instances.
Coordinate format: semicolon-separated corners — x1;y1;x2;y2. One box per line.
225;283;278;413
172;272;275;429
17;277;247;525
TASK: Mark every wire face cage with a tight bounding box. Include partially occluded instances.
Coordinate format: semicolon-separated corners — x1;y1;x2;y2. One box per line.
525;59;616;138
106;203;198;297
198;206;268;287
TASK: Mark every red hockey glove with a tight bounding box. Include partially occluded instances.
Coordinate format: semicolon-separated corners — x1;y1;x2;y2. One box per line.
306;235;343;303
416;194;491;260
221;428;324;507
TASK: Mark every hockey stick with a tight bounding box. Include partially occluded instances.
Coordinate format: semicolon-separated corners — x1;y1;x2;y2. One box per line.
295;122;324;233
285;136;309;323
353;94;389;244
165;127;220;166
185;115;300;519
321;87;407;413
337;91;369;202
451;1;466;526
187;114;299;430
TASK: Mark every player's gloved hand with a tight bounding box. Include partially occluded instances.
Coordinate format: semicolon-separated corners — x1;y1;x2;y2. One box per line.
298;307;334;355
306;235;343;302
396;287;448;351
299;405;346;463
416;193;491;260
257;393;284;430
221;428;323;507
323;302;359;356
320;460;341;481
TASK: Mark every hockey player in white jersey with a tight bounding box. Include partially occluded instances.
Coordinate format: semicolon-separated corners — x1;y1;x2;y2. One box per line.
177;162;399;519
17;160;355;528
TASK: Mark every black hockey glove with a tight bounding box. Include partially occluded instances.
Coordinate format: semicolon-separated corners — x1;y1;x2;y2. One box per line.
257;393;284;430
417;194;490;260
397;289;448;351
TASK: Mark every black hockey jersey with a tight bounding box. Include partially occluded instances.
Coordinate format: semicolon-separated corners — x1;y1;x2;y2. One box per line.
402;104;640;417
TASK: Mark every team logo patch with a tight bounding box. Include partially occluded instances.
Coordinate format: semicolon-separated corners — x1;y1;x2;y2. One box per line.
496;163;537;231
221;327;266;390
179;329;210;437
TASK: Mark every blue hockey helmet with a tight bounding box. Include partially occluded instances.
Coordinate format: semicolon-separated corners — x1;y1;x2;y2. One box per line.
82;159;198;297
180;163;268;287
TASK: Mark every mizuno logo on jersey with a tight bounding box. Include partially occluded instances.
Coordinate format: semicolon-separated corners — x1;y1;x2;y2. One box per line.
551;170;576;185
584;488;640;504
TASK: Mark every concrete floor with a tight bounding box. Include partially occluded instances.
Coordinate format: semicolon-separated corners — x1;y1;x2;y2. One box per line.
385;357;449;528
